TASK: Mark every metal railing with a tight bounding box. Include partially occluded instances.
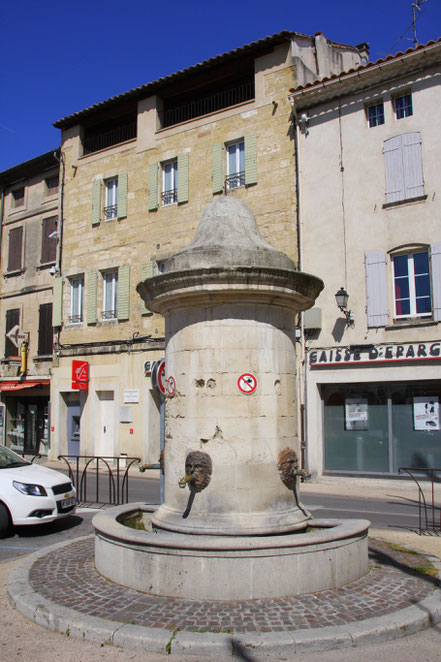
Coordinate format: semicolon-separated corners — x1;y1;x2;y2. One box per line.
399;466;441;534
161;189;177;205
58;455;140;505
225;171;245;190
104;204;118;220
83;120;136;155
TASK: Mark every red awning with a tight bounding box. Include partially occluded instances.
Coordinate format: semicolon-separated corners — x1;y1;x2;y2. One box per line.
0;380;50;392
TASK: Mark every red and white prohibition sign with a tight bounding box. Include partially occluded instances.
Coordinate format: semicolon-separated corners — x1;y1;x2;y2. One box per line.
167;375;176;397
238;373;257;395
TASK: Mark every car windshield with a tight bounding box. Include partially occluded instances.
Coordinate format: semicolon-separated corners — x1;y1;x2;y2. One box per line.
0;445;31;469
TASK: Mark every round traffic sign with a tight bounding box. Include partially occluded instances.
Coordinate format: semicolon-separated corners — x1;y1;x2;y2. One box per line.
238;373;257;395
167;376;176;397
157;359;166;395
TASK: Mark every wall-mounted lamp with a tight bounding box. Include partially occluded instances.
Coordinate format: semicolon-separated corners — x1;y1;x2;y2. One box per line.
335;287;354;326
298;113;310;135
49;265;60;276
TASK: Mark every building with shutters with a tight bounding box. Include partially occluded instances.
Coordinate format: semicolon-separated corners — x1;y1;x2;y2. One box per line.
289;38;441;479
48;31;366;463
0;150;60;454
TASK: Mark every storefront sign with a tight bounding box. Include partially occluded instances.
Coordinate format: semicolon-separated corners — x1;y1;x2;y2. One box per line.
309;342;441;368
72;360;89;391
413;396;440;431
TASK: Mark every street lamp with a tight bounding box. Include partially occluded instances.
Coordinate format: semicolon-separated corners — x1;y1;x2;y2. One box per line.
335;287;354;326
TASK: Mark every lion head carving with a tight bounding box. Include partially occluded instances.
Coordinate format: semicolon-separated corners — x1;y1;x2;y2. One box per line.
278;448;299;490
184;450;212;492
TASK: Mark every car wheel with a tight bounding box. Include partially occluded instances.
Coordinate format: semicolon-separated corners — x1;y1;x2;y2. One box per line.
0;503;10;538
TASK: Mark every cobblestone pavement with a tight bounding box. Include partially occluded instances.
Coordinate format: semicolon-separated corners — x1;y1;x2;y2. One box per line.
28;537;438;634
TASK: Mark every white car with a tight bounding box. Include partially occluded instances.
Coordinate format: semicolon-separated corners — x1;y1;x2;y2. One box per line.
0;445;76;536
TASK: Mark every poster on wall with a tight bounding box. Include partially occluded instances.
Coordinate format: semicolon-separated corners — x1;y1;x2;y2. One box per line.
413;396;440;431
345;397;368;431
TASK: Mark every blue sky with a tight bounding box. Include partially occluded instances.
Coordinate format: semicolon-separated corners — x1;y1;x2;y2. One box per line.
1;0;440;172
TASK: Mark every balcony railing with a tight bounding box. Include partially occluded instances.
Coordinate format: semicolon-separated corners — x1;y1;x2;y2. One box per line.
225;171;245;190
83;120;137;155
68;314;83;324
104;204;118;220
102;309;117;320
161;189;177;205
163;79;254;128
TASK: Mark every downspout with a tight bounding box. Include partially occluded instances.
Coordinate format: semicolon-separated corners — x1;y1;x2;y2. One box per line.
290;99;309;474
53;150;65;352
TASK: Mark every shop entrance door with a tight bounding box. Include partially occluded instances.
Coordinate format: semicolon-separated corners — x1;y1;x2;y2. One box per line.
97;391;114;457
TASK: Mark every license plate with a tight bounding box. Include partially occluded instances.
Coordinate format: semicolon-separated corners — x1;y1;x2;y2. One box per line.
60;496;75;509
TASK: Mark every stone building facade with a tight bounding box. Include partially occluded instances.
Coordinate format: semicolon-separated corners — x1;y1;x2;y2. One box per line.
290;38;441;479
49;31;366;463
0;150;60;454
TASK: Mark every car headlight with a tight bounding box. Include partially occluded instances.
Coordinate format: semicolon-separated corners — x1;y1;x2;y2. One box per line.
13;481;47;496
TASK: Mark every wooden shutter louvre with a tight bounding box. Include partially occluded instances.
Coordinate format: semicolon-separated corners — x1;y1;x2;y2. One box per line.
148;163;159;211
141;262;155;314
384;136;405;203
365;250;389;327
5;308;20;357
8;226;23;272
86;272;98;325
212;144;224;193
117;265;130;321
177;154;189;204
402;132;424;199
244;134;257;186
38;303;53;356
430;242;441;322
117;172;128;219
41;216;57;264
52;277;64;327
92;179;102;225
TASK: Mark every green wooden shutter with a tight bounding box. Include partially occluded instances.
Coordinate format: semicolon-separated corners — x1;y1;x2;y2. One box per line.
148;163;159;211
244;134;257;186
212;144;224;193
177;153;189;204
86;272;98;325
117;172;128;219
117;265;130;320
92;179;102;226
141;261;155;314
52;277;64;327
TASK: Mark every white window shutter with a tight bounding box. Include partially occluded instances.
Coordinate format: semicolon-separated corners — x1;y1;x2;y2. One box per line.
86;272;98;325
148;163;159;211
177;154;189;204
430;242;441;322
92;180;102;225
117;265;130;320
52;277;64;327
117;172;128;219
402;132;424;199
244;134;257;186
365;250;389;327
384;136;404;203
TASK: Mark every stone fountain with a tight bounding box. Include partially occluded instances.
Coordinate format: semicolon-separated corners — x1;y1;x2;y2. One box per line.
93;196;369;600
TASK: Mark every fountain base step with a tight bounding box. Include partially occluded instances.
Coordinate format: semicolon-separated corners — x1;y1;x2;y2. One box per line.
93;503;370;600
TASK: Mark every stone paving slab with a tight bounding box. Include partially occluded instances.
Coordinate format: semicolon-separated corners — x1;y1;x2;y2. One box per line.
8;534;441;657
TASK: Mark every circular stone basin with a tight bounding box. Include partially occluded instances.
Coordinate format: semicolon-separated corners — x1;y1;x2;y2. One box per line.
93;503;370;600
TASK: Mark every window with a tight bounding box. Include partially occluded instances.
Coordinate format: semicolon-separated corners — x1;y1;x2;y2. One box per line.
384;133;424;204
69;276;84;323
41;216;57;264
102;271;118;319
38;303;53;356
394;93;413;119
367;101;384;128
226;140;245;189
45;175;59;196
392;251;431;319
5;309;19;358
11;187;24;208
104;178;118;220
7;226;23;273
162;160;178;205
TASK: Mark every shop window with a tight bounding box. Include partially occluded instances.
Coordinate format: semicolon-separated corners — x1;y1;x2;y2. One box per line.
38;303;53;356
366;101;384;128
41;216;57;264
392;251;431;319
393;92;413;119
384;132;424;204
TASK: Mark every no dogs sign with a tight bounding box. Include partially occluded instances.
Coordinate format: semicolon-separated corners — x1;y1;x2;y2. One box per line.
238;373;257;395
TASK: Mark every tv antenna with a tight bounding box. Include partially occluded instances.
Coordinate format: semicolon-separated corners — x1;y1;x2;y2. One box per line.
386;0;429;55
